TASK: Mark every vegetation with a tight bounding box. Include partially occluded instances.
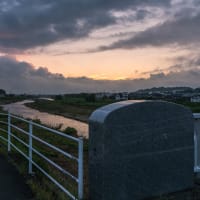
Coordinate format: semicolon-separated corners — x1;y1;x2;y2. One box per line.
26;96;115;123
64;127;78;137
25;97;200;126
0;94;30;104
0;89;6;95
174;100;200;113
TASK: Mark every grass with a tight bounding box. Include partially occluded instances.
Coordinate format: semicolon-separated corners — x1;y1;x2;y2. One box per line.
174;101;200;113
26;98;115;123
0;95;28;104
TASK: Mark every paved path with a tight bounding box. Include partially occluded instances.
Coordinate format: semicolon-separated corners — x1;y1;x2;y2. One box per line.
0;154;33;200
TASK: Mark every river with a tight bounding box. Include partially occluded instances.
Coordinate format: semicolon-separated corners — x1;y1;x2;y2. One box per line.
2;100;89;138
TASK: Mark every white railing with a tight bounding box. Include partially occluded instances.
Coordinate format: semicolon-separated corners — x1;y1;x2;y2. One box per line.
0;112;84;200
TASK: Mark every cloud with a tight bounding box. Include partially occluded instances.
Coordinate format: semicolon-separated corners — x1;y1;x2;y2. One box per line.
93;0;200;51
1;0;200;54
0;0;170;52
0;56;199;94
140;53;200;77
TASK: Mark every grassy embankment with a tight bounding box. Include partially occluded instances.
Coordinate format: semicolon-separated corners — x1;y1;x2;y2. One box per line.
26;97;115;123
174;100;200;113
0;106;89;200
0;95;28;104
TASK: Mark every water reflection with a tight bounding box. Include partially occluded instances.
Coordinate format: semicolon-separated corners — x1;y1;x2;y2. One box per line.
2;100;88;138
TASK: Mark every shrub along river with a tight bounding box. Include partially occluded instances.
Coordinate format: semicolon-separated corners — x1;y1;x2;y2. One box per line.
2;100;88;138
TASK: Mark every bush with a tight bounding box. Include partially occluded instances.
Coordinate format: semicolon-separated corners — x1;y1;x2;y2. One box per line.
63;127;77;136
85;94;96;102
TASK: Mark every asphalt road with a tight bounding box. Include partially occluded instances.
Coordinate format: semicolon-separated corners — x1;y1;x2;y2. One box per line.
0;154;33;200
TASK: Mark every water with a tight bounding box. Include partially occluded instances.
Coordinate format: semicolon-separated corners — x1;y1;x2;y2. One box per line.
2;100;88;138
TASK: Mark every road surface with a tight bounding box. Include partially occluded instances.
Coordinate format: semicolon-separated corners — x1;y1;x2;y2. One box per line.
0;154;33;200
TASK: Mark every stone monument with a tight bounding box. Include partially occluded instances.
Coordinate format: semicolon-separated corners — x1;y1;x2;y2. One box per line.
194;113;200;172
89;100;194;200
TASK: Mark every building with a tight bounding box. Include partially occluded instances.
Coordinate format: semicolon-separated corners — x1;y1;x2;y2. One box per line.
115;92;129;101
95;92;112;100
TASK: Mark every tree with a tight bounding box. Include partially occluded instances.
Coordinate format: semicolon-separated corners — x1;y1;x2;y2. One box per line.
0;89;6;96
85;94;96;102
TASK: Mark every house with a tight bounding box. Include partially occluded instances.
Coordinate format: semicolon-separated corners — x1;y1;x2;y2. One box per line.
115;92;129;101
95;93;106;100
115;94;121;101
95;92;112;100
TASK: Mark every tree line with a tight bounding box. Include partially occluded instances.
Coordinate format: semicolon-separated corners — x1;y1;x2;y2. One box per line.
0;89;6;95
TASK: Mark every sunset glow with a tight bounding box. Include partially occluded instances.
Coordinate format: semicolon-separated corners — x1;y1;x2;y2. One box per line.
16;46;184;80
0;0;199;93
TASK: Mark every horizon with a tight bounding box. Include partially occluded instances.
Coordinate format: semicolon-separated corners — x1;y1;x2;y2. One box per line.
1;85;200;95
0;0;200;93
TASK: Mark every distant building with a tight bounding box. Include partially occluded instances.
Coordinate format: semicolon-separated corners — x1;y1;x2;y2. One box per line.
191;96;200;103
95;92;112;100
95;93;105;100
115;92;129;101
115;94;121;101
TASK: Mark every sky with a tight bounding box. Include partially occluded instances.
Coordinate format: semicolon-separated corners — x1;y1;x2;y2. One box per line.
0;0;200;94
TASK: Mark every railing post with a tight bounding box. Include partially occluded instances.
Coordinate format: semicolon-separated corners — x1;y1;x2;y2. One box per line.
78;137;83;200
28;120;33;174
8;112;11;152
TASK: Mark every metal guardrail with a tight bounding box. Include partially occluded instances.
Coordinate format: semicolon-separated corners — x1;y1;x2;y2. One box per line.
0;112;83;200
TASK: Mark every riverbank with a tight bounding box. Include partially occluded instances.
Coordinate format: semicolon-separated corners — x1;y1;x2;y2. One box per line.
0;96;28;104
2;100;88;138
25;98;114;123
26;100;91;123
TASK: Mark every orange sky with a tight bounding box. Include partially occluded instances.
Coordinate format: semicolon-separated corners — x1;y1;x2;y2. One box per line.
16;45;189;80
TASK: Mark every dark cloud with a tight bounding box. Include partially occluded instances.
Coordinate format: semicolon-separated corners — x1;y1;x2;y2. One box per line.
95;4;200;51
141;54;200;76
149;73;166;79
0;0;170;52
0;56;199;94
